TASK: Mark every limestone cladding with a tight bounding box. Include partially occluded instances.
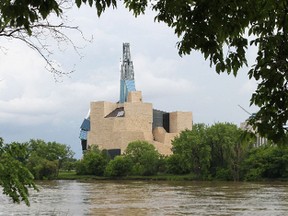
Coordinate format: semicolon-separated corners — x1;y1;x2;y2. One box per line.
87;92;193;155
152;127;178;155
169;111;193;133
152;140;174;156
153;127;178;144
87;95;154;153
127;91;142;103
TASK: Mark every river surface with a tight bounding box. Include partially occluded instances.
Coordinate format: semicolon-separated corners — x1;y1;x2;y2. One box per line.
0;180;287;215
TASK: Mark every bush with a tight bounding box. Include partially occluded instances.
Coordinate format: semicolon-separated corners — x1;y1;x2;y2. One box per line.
61;159;77;171
104;156;132;177
242;145;288;180
215;168;233;181
171;125;211;178
29;158;58;180
166;154;189;174
75;146;109;176
125;141;160;176
75;160;87;175
243;168;263;181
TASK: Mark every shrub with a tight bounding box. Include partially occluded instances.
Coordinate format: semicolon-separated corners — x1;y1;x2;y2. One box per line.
166;154;189;174
104;156;132;177
29;158;58;180
75;146;109;176
125;141;160;176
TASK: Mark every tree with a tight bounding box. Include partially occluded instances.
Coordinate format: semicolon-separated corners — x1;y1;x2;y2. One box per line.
171;124;211;178
104;155;132;177
27;139;75;172
75;145;109;175
0;0;88;77
26;153;59;180
243;144;288;180
0;139;74;204
206;123;254;180
0;138;37;206
125;140;160;176
61;158;77;171
165;153;189;175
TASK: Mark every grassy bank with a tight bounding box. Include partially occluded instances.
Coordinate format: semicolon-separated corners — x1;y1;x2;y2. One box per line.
57;171;199;181
57;171;108;180
57;171;288;182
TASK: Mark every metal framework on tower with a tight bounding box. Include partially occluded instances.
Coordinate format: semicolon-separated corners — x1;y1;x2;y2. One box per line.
119;43;136;103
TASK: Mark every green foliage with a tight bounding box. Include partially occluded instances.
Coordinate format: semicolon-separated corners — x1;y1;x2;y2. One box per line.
25;139;75;180
76;146;109;176
125;140;160;176
61;158;77;171
157;155;168;173
0;0;62;35
243;145;288;180
170;123;255;180
172;124;211;178
0;138;74;205
214;168;233;181
165;154;189;175
76;0;117;16
26;154;58;180
104;155;132;177
0;138;37;206
207;123;254;180
28;139;74;170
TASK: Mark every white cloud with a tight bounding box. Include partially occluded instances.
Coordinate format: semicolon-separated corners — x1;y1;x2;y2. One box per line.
134;55;196;101
239;79;257;95
0;4;259;158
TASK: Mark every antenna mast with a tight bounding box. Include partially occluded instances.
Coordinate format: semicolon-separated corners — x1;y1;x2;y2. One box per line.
238;105;252;116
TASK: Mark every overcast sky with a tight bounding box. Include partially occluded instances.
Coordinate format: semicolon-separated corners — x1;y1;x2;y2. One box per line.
0;3;258;158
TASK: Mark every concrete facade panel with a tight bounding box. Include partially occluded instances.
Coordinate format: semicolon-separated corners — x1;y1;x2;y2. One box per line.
169;111;192;133
87;92;192;155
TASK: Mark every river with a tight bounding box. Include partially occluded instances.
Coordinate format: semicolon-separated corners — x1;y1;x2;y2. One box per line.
0;180;287;215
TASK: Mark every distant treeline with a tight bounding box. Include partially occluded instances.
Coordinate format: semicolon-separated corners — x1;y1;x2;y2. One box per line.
76;123;288;181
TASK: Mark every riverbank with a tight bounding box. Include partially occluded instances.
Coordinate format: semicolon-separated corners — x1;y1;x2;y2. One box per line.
57;171;200;181
57;171;288;182
57;170;196;181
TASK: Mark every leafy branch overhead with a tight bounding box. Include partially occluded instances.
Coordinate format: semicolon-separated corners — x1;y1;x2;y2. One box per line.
0;1;86;79
1;0;288;142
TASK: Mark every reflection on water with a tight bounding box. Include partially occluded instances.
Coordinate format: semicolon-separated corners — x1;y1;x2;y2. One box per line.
0;180;287;215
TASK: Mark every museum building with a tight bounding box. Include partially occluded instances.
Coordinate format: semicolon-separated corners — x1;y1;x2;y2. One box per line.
79;43;192;155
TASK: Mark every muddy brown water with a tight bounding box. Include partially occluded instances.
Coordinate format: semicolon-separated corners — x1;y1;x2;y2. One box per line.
0;180;287;215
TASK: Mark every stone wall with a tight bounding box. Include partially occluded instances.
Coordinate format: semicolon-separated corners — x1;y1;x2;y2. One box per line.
169;111;193;133
127;91;142;103
87;92;193;155
87;92;154;153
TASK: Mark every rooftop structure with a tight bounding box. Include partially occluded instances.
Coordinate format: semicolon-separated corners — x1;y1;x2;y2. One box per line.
120;43;136;103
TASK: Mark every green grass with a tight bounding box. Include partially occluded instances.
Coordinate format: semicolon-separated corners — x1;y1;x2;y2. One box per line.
57;171;108;180
57;171;200;181
58;171;288;182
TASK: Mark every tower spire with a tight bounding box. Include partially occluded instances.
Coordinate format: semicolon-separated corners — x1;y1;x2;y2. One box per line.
119;43;136;103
